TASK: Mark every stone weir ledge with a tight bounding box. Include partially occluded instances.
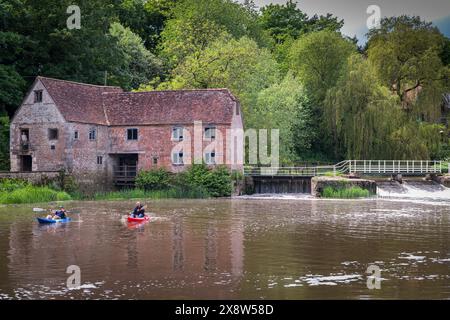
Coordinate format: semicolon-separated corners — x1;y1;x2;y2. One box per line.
311;176;377;197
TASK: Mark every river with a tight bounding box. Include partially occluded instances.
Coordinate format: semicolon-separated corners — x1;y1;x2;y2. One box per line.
0;196;449;300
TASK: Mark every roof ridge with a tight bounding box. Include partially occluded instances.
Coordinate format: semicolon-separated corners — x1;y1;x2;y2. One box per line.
102;88;231;95
38;76;122;89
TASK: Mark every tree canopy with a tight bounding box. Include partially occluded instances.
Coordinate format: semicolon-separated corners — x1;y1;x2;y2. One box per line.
1;0;449;169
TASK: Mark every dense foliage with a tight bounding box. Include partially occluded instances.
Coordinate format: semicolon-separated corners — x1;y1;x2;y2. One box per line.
136;165;232;197
1;0;449;166
135;168;171;190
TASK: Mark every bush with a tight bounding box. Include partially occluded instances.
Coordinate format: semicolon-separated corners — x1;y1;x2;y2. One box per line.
321;186;370;199
135;168;171;190
0;186;72;204
174;164;232;197
0;178;30;192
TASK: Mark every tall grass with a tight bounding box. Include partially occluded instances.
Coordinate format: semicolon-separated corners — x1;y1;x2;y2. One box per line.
0;186;72;204
322;186;370;199
91;187;209;201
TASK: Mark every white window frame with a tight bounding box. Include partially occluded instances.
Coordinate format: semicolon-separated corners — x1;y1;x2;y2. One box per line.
172;151;184;165
204;126;216;140
205;151;216;165
172;126;184;141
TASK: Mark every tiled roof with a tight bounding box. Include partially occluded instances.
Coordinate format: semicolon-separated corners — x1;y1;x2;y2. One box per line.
102;90;236;125
39;77;123;125
38;77;237;126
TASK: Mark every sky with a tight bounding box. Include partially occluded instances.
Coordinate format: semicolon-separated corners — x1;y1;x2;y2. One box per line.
242;0;450;43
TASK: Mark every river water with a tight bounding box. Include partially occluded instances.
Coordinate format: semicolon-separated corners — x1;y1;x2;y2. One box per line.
0;196;449;300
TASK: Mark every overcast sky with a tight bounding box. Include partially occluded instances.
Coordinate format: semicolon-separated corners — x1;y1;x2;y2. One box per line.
242;0;450;42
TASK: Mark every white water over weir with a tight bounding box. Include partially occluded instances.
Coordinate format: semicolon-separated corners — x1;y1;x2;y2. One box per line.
377;181;450;200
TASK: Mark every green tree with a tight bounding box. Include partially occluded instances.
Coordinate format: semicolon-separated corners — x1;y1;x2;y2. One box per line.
155;35;280;128
367;16;450;120
0;117;10;170
159;0;267;66
255;73;314;163
109;22;163;90
259;1;343;74
289;30;356;158
289;30;356;104
325;55;403;159
325;55;444;160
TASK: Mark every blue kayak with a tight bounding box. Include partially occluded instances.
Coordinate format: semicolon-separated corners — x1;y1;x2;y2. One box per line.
37;217;71;224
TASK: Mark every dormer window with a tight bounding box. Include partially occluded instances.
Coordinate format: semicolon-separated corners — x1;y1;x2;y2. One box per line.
34;90;43;103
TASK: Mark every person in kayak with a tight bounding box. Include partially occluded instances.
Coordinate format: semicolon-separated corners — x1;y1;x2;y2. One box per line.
54;206;67;220
43;206;67;220
130;202;146;218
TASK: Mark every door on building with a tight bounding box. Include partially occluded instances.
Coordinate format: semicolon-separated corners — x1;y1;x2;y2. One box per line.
21;155;32;172
113;154;138;187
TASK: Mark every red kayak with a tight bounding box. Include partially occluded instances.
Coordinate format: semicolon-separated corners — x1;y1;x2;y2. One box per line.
127;216;150;223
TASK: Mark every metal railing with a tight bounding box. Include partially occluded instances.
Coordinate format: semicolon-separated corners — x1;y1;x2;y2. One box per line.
346;160;442;175
244;160;444;177
113;165;137;186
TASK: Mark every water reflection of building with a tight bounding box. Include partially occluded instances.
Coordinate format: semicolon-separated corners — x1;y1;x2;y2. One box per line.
5;202;245;298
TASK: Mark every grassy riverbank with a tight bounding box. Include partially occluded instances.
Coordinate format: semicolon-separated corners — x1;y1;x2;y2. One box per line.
0;165;234;204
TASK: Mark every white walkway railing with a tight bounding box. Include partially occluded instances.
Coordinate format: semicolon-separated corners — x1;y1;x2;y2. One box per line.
244;160;445;177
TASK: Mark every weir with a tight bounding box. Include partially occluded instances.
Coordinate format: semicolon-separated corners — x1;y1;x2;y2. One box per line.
245;160;449;195
252;176;312;194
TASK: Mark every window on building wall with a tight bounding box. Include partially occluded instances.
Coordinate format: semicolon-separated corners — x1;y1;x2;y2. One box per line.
153;157;158;165
205;151;216;165
74;131;79;140
97;156;103;165
236;104;240;116
34;90;43;103
89;128;96;140
127;128;138;141
172;126;184;141
50;145;56;150
172;151;184;165
204;126;216;140
48;128;58;140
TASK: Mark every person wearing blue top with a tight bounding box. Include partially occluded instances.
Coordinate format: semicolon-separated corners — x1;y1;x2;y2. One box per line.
131;202;146;218
53;206;67;220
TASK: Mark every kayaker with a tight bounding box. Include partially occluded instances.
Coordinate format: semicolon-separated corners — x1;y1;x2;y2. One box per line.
54;206;67;219
131;202;146;218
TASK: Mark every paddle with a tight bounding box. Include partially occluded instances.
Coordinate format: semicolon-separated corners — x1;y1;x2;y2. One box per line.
33;207;80;214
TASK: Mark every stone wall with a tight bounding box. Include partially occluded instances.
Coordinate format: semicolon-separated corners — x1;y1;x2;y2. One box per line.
0;171;61;185
311;176;377;197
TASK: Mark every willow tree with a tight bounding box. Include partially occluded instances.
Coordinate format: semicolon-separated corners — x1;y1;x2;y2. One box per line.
325;55;403;159
367;16;450;121
326;55;444;160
